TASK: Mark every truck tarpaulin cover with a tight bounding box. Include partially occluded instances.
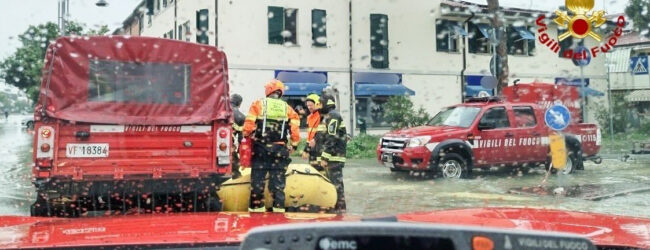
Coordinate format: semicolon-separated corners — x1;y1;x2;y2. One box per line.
37;36;231;125
502;82;582;123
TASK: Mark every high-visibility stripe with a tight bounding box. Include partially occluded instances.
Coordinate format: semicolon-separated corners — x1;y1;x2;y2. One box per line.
248;207;265;212
232;124;243;131
245;115;257;121
316;124;326;131
290;120;300;126
321;152;332;158
329;156;346;162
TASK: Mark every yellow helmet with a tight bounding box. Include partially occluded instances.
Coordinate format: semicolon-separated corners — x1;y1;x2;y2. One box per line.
305;93;321;106
264;79;285;97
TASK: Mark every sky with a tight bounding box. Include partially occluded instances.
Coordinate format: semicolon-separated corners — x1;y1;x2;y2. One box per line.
0;0;141;60
0;0;629;61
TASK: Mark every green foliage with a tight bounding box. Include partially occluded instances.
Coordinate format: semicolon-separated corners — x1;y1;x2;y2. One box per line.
0;22;109;103
346;134;381;159
593;94;633;134
383;96;432;129
625;0;650;37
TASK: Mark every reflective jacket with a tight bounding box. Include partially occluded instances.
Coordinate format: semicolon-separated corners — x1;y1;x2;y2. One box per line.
303;111;322;166
316;110;346;163
243;97;300;147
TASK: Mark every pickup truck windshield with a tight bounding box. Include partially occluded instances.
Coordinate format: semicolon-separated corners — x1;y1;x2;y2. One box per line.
427;106;480;128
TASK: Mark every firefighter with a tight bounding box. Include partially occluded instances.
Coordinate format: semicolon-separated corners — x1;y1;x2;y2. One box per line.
314;94;347;212
230;94;245;178
301;93;324;170
243;79;300;213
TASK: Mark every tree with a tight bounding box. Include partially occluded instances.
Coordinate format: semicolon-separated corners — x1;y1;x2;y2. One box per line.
383;96;432;129
625;0;650;37
487;0;509;93
0;22;108;103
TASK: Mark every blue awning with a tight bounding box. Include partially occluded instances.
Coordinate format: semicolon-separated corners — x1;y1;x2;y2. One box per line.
475;23;491;39
354;83;415;96
580;87;605;97
513;26;535;40
284;82;328;96
448;23;468;36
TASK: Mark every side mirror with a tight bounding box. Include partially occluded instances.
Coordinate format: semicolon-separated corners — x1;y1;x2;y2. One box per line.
478;121;495;130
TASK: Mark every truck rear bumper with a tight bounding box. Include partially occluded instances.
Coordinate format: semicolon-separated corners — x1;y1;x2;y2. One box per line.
34;174;230;197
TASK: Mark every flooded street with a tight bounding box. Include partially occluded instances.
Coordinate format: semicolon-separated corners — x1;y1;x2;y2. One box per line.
1;117;649;218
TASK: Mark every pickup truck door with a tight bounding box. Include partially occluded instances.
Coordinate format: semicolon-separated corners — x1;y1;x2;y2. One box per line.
510;105;548;163
473;106;515;165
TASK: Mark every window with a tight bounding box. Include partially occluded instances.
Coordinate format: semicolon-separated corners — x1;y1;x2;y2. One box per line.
479;107;510;129
311;9;327;47
183;21;191;42
436;19;460;52
177;24;183;41
196;9;209;44
267;6;298;45
370;14;389;69
88;60;191;104
468;23;490;54
506;26;536;56
155;0;160;13
283;96;310;129
356;96;389;128
513;106;537;127
167;30;173;40
162;0;167;8
428;106;481;128
138;14;144;35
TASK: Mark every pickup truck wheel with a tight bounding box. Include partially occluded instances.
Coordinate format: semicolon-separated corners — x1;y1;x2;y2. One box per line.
553;151;577;175
438;153;470;179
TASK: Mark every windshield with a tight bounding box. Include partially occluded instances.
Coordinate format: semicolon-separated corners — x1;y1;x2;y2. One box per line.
427;106;480;128
1;0;650;249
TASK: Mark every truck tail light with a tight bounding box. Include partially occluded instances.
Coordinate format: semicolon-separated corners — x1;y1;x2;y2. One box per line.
36;126;55;159
216;127;231;166
40;143;51;152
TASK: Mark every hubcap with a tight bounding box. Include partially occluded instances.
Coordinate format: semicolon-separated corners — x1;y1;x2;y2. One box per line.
442;160;462;178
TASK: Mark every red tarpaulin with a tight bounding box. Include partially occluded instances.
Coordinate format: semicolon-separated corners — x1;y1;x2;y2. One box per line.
502;82;583;123
37;36;231;125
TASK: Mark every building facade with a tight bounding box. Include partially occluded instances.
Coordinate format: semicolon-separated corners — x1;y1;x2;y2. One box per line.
122;0;610;133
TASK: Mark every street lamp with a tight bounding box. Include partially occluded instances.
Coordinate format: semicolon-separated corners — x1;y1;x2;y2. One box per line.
96;0;108;7
58;0;109;36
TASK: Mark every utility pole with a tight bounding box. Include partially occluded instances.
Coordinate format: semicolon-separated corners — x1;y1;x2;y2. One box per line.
58;0;70;36
487;0;509;93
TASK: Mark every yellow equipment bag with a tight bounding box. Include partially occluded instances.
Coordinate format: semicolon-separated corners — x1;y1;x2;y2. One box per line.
218;164;337;212
549;133;567;169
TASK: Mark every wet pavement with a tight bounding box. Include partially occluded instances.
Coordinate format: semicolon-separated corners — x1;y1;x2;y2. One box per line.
1;116;649;218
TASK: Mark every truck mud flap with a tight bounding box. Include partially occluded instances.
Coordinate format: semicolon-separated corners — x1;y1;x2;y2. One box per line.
31;176;228;217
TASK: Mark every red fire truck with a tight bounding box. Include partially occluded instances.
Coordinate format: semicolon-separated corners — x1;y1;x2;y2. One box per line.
377;82;602;178
31;36;232;216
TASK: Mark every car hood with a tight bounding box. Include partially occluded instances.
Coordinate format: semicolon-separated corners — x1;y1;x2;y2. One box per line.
1;208;648;249
384;125;466;138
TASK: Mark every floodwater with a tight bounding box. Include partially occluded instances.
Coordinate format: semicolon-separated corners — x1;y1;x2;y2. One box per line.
1;116;649;219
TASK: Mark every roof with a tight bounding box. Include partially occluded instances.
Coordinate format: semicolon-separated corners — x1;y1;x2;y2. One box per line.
625;89;650;102
615;31;650;47
440;0;546;18
607;48;632;73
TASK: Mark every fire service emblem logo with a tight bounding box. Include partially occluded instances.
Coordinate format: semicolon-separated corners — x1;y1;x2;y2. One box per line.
536;0;626;60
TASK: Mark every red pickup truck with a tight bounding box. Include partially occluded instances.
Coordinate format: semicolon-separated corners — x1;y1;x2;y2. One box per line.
31;37;232;216
377;84;601;178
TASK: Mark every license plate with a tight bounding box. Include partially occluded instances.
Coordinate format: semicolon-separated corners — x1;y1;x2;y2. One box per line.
66;143;109;158
381;153;393;163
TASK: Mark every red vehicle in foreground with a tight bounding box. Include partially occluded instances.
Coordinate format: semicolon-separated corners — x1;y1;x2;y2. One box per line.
31;36;232;216
378;83;601;178
1;207;649;249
